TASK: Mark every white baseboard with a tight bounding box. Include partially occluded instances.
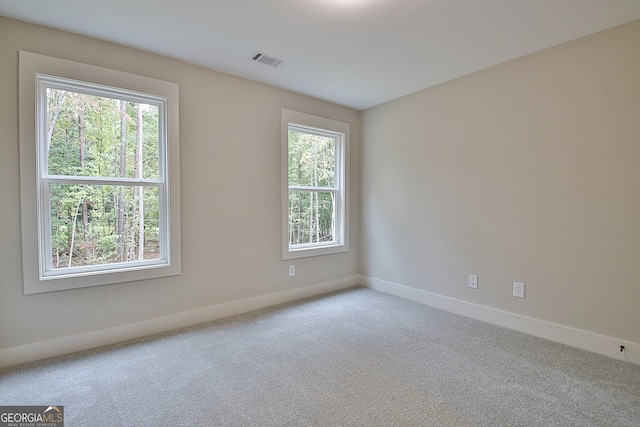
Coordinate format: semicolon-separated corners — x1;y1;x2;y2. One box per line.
362;275;639;365
0;276;359;369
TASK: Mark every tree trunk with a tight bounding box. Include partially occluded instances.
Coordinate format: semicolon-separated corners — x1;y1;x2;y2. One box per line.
55;225;60;269
330;192;336;241
136;104;144;260
127;199;136;261
296;162;303;245
68;201;81;268
78;112;92;261
312;139;318;243
46;90;64;152
116;100;127;261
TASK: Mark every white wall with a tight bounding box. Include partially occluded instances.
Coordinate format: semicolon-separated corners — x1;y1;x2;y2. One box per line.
0;17;360;361
361;21;640;350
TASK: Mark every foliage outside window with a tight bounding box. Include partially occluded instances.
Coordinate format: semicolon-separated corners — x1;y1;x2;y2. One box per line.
282;109;349;259
20;51;181;294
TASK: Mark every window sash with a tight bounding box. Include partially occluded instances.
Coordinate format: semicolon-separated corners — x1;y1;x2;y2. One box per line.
40;180;167;278
37;74;168;181
288;188;339;248
287;127;343;251
287;124;340;190
36;75;170;280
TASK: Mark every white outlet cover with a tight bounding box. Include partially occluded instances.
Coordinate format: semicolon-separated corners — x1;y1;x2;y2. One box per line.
513;282;525;298
288;265;295;277
468;274;478;289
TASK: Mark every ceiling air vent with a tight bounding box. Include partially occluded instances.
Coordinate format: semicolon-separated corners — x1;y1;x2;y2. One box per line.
250;51;283;68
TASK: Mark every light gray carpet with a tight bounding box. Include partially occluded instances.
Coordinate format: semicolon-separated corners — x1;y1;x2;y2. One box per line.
1;286;639;426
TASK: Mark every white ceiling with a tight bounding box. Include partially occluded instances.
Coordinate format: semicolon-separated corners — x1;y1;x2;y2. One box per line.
1;0;639;110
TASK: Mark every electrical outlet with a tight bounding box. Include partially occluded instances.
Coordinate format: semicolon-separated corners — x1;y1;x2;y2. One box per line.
288;265;296;277
468;274;478;289
513;282;525;298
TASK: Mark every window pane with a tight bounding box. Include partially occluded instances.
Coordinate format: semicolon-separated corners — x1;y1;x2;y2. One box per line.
49;183;160;269
288;129;335;188
46;88;160;179
288;190;335;245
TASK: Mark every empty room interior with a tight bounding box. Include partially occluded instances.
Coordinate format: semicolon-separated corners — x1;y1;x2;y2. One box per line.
1;1;640;425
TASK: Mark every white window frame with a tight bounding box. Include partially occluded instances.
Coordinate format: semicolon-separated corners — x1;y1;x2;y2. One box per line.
282;109;349;260
19;51;181;294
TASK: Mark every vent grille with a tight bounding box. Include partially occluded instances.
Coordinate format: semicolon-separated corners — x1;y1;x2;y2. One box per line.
250;52;283;68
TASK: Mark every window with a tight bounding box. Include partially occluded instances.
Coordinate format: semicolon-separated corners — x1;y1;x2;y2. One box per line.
282;109;349;259
19;51;181;294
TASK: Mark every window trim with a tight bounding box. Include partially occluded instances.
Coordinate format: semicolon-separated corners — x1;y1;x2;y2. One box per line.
19;51;181;294
281;109;349;260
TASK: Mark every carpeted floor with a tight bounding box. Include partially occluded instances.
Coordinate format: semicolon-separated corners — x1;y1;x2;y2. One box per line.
1;286;639;426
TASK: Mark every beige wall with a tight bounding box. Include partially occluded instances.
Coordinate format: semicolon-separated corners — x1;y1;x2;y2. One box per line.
2;14;638;361
361;20;640;343
0;17;360;351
